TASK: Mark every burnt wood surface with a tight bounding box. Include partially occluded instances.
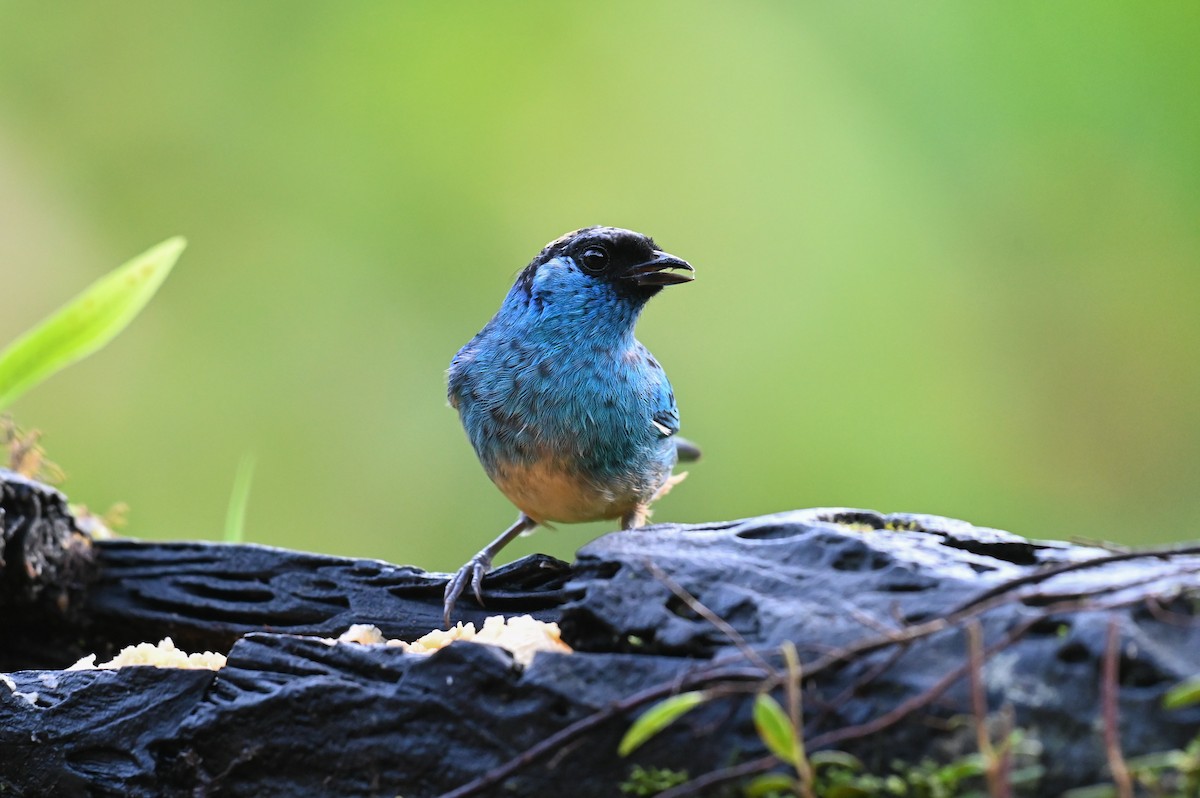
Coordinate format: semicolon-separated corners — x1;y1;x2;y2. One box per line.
0;470;95;669
2;469;1200;797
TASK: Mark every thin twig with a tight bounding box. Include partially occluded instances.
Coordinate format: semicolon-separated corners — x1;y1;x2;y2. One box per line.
1142;593;1200;627
1020;566;1200;610
1103;618;1133;798
645;559;775;674
949;546;1200;616
967;622;994;773
810;642;910;729
967;622;1010;798
847;605;900;637
995;706;1015;792
807;593;1144;751
781;642;814;798
807;616;1039;750
1069;536;1131;554
800;616;950;681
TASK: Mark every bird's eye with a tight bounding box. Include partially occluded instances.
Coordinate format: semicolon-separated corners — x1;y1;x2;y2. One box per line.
579;246;609;273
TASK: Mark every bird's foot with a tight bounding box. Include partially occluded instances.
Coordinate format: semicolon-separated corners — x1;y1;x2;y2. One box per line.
441;514;538;628
442;553;494;628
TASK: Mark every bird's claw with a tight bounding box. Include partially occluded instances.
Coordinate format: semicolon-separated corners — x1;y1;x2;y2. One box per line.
442;554;493;628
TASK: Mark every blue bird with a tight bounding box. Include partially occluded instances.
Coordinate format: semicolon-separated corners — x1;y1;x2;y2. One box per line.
444;226;699;626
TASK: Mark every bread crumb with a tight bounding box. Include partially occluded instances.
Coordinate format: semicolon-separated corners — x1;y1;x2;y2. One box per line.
68;638;226;671
337;615;572;666
336;624;387;645
1;673;40;706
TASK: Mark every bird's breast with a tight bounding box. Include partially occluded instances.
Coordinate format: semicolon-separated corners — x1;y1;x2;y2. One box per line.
488;454;644;525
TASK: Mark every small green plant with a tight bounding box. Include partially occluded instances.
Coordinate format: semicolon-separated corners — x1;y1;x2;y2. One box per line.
741;736;1045;798
619;765;690;796
1126;734;1200;797
616;639;1049;798
1063;733;1200;798
744;644;814;797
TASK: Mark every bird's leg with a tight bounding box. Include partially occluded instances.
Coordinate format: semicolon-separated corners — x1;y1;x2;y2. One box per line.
622;472;689;530
443;513;538;628
620;504;650;530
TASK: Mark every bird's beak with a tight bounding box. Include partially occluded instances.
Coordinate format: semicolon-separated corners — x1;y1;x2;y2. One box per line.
621;251;695;287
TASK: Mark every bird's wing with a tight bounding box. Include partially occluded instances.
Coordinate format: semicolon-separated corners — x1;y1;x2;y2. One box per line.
647;361;681;439
644;357;702;461
651;406;679;438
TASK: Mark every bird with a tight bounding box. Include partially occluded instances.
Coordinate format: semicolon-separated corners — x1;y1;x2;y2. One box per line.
443;226;699;626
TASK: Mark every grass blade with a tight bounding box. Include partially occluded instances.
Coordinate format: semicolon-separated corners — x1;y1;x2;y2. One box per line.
223;453;256;543
0;236;186;409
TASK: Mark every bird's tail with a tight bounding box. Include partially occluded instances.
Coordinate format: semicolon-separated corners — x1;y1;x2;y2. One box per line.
674;437;702;463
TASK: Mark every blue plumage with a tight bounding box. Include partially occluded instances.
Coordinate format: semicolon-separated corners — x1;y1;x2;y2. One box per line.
443;226;697;624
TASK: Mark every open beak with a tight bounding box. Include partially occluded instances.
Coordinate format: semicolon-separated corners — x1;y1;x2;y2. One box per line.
621;251;695;287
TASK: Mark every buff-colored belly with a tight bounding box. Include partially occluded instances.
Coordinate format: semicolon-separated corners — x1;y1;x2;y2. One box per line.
490;458;641;525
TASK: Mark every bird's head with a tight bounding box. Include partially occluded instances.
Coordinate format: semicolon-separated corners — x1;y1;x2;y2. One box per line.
514;227;694;311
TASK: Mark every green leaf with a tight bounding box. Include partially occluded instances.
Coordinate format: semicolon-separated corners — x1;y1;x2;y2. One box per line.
1059;786;1117;798
1008;764;1047;786
1164;676;1200;710
754;693;799;766
809;750;863;771
742;772;797;797
934;754;986;781
223;453;256;543
825;787;874;798
1125;749;1184;771
618;691;708;757
0;236;186;409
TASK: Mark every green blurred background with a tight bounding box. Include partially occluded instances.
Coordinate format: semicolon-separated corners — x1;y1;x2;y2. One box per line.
1;3;1197;568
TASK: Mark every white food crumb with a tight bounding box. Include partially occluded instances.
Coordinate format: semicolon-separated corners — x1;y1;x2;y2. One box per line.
335;624;387;645
2;673;40;706
336;615;572;667
67;637;226;671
